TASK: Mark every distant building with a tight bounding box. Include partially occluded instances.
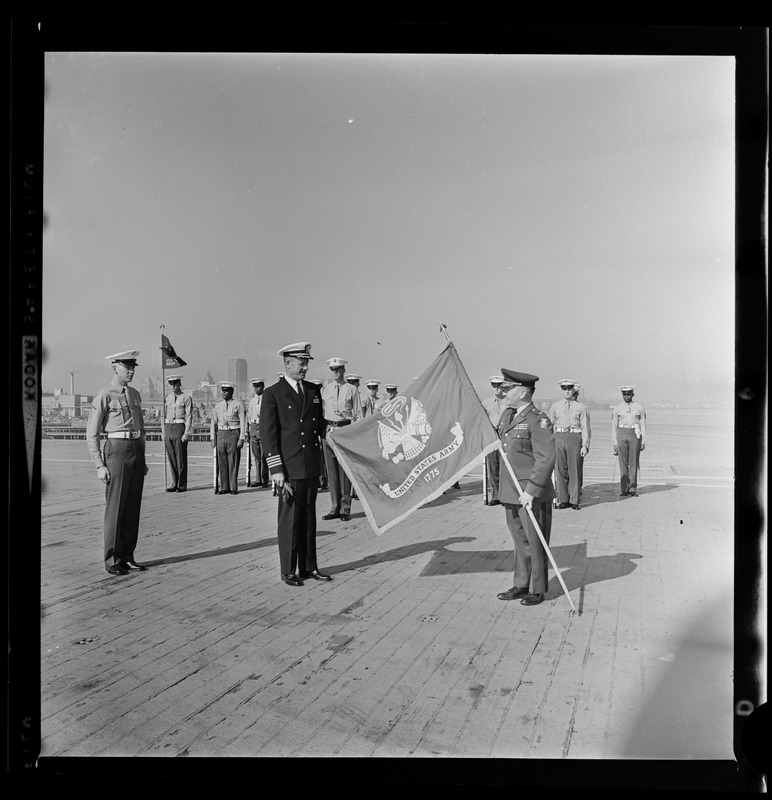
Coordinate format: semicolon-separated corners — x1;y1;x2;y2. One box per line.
42;391;93;418
227;358;248;397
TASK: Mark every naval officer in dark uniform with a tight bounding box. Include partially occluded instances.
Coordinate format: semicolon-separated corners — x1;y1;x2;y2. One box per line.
260;342;332;586
86;350;149;575
496;369;556;606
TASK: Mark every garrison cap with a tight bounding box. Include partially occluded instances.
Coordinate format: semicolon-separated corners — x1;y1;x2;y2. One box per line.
326;357;348;368
166;374;183;384
365;379;380;387
106;350;139;364
250;377;266;385
500;369;539;388
488;375;505;384
279;342;314;360
619;385;636;392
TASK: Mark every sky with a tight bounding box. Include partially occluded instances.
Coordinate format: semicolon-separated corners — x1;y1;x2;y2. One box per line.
42;50;736;404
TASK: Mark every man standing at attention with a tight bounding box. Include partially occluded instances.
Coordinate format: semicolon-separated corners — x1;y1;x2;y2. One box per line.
210;381;246;495
247;378;269;488
612;385;646;497
321;356;362;521
86;350;149;575
163;374;193;493
482;374;507;505
361;379;381;417
260;342;332;586
496;370;556;606
548;379;590;509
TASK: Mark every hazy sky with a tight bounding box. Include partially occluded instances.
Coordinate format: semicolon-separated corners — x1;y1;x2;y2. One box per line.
42;51;736;402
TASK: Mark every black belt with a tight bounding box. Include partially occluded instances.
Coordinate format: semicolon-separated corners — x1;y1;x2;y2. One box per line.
326;420;352;427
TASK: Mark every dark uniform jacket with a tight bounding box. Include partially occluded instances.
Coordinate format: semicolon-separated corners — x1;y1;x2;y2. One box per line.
497;402;556;504
260;378;326;480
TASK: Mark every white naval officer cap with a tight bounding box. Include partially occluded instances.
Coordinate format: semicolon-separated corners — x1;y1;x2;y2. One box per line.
365;379;380;387
345;373;361;381
279;342;314;360
488;375;505;384
106;350;139;364
385;384;398;390
619;385;636;392
309;379;324;385
558;378;578;388
326;357;348;368
250;377;266;385
166;374;183;383
220;381;235;389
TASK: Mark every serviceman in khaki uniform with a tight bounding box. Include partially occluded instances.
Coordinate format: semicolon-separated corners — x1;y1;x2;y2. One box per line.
86;350;149;575
321;357;362;521
163;374;193;492
247;378;269;487
548;379;590;509
482;375;506;505
612;385;646;496
210;381;247;495
361;379;381;417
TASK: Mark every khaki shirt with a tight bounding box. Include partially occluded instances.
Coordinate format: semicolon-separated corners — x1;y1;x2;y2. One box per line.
210;399;247;439
164;391;193;436
611;401;646;441
86;379;145;467
321;380;362;422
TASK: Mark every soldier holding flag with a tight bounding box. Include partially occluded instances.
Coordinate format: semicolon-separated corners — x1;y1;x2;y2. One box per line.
495;370;556;606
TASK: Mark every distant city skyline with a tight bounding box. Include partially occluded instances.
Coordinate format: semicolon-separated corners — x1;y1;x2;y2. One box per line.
40;49;740;408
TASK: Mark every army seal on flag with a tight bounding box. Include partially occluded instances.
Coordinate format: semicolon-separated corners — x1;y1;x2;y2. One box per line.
378;396;432;462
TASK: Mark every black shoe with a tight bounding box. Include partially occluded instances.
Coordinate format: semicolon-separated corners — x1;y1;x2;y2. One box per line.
340;514;350;521
123;560;147;571
520;593;544;606
231;490;239;495
619;491;629;496
497;586;528;601
556;502;570;509
628;491;638;497
571;504;580;510
282;573;303;586
300;570;333;582
166;487;178;492
106;564;129;575
322;512;341;520
489;499;501;506
177;488;186;492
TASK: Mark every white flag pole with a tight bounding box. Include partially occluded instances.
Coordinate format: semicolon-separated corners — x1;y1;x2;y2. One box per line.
497;441;575;611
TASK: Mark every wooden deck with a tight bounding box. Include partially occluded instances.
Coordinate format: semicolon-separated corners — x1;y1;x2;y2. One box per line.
32;409;754;787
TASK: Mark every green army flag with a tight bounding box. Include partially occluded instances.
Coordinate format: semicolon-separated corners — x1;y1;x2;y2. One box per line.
328;342;499;535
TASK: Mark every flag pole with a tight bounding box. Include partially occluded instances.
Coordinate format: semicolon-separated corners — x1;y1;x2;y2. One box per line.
160;325;169;491
497;441;576;612
439;320;451;344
